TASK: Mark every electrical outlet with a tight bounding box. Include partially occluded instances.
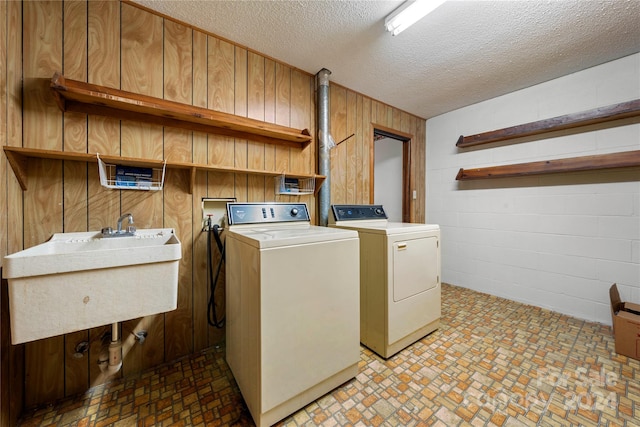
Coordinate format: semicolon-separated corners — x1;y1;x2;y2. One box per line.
202;198;236;230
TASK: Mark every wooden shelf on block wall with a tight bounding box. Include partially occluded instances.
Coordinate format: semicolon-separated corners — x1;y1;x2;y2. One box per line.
455;150;640;180
456;99;640;148
3;146;326;195
50;72;313;148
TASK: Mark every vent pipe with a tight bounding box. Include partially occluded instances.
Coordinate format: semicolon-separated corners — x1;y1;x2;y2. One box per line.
316;68;331;226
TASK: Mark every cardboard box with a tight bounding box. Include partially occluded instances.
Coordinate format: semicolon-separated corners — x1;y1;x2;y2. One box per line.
609;283;640;360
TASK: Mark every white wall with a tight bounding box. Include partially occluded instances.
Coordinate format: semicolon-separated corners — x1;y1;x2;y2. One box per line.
375;137;403;222
426;53;640;325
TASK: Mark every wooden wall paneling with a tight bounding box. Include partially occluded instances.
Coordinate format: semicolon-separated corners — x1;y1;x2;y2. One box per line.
387;104;396;128
163;19;193;163
290;68;315;218
378;102;393;128
206;36;235;211
247;51;266;202
86;0;120;229
86;0;120;159
354;94;364;205
6;0;24;421
63;0;88;155
62;86;90;402
401;112;415;222
371;100;380;126
192;30;210;352
274;63;291;202
396;111;409;219
120;3;163;161
361;96;372;204
205;36;236;346
62;61;90;386
121;312;164;377
401;111;411;134
62;0;89;235
163;19;194;361
23;1;62;154
120;3;165;376
62;0;89;249
412;115;420;221
288;70;311;212
403;112;416;222
368;104;379;204
289;69;310;175
1;276;10;427
0;1;8;423
346;90;357;203
0;0;6;267
408;114;422;222
63;330;89;397
392;108;402;134
192;171;209;351
88;325;112;387
330;84;347;204
87;0;121;386
88;1;120;91
263;59;277;201
417;119;426;222
163;167;193;360
305;74;317;221
22;0;65;409
233;47;248;202
23;157;65;409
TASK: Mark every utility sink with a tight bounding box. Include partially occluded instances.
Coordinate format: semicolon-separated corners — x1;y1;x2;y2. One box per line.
3;228;181;344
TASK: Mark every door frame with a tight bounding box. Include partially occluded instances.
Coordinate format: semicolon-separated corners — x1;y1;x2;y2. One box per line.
370;124;414;223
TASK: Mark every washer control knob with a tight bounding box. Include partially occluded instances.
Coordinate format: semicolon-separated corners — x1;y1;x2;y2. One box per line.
375;208;384;215
291;208;299;216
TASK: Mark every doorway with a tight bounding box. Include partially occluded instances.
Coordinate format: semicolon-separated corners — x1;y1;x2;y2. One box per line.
372;126;412;223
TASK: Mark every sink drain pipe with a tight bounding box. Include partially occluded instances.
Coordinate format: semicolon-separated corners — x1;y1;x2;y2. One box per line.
107;322;122;374
317;68;331;226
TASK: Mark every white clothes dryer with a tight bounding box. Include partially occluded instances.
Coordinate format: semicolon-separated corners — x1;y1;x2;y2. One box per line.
330;204;441;358
225;202;360;427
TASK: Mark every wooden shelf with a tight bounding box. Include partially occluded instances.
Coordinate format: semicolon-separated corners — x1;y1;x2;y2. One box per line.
455;150;640;180
50;73;312;148
4;146;325;195
456;99;640;148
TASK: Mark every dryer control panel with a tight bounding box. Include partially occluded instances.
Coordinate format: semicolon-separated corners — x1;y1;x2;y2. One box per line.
227;202;310;225
331;204;388;221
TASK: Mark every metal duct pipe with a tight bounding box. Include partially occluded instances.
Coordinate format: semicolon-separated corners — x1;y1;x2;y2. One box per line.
316;68;331;226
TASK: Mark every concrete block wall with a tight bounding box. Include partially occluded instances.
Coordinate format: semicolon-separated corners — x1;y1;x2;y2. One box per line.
426;53;640;325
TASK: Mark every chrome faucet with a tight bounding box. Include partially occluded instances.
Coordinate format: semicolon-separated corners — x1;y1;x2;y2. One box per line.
117;213;135;234
102;213;136;237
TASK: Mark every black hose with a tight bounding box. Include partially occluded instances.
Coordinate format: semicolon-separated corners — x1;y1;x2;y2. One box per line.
207;223;226;328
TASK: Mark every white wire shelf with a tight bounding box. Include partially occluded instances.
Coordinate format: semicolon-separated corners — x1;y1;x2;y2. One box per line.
98;154;166;191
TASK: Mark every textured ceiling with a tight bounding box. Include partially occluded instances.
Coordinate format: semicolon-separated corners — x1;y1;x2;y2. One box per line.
132;0;640;119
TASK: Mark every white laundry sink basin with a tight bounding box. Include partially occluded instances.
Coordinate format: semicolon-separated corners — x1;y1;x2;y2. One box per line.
3;228;181;344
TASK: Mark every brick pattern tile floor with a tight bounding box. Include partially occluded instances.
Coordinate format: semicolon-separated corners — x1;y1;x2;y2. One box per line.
18;283;640;426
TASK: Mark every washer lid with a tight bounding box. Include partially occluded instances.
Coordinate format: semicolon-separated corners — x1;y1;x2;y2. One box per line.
334;221;440;235
228;224;358;248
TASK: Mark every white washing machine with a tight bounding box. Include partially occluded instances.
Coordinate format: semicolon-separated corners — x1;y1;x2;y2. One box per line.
330;204;440;358
225;202;360;427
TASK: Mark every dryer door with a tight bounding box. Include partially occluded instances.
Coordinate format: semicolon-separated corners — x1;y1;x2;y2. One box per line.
392;235;439;302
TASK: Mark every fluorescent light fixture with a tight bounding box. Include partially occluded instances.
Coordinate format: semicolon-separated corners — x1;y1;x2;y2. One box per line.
384;0;446;36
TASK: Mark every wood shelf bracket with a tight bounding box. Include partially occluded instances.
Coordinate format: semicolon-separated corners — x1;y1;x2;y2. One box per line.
456;99;640;148
4;148;28;191
456;150;640;180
